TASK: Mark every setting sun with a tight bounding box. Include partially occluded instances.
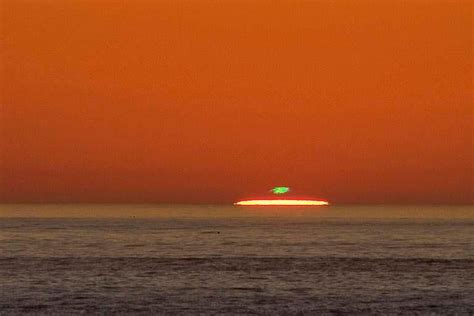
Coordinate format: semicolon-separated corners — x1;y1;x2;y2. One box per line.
234;199;329;206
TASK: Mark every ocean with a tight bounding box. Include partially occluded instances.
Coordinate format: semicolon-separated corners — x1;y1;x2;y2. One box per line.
1;204;473;314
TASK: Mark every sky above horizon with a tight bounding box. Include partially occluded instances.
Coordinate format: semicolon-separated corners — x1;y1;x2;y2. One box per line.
1;0;472;204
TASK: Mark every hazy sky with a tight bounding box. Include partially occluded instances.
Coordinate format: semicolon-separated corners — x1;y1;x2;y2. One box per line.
1;0;472;204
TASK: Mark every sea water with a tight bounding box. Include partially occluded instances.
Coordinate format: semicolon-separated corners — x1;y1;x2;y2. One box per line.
1;204;473;314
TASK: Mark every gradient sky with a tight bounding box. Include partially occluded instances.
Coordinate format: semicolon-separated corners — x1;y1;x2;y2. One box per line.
1;0;472;204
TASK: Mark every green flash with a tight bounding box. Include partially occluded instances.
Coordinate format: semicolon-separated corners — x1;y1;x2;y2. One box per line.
272;186;290;194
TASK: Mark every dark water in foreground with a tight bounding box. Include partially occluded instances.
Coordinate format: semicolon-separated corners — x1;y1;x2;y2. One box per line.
1;204;473;314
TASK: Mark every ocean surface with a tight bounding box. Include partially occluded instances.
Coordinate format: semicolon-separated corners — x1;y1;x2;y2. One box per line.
1;204;473;314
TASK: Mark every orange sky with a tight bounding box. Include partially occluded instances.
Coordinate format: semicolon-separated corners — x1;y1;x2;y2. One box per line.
1;0;472;204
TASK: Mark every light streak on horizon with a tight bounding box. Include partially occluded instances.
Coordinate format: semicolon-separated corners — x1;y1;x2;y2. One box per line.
234;199;329;206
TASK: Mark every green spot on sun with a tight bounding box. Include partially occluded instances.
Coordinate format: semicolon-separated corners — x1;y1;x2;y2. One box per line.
272;187;290;194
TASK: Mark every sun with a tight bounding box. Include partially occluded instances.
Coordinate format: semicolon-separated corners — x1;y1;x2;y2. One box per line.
234;199;329;206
